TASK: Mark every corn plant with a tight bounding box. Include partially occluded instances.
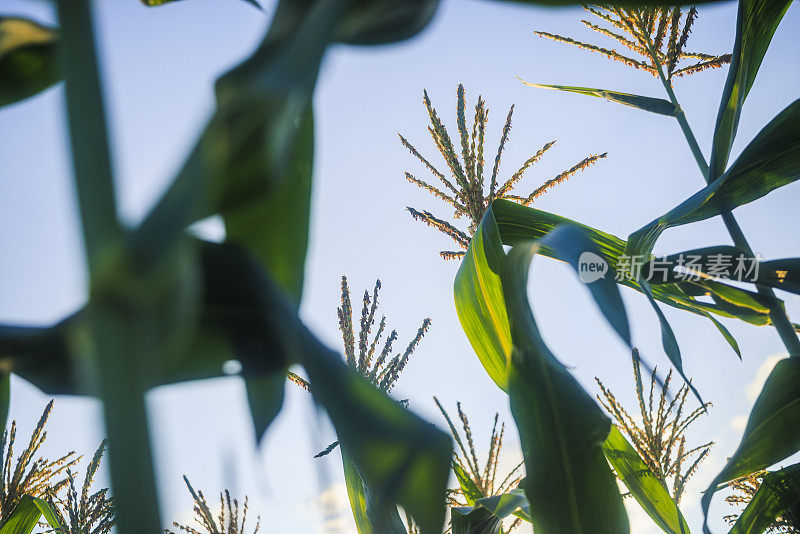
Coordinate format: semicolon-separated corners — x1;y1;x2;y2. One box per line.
43;440;115;534
2;0;799;534
401;84;605;259
433;398;527;533
724;470;800;533
292;276;431;532
442;1;800;533
165;477;259;534
596;349;712;505
1;401;78;522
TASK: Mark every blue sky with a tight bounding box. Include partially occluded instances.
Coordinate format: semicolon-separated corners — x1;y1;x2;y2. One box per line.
1;0;799;532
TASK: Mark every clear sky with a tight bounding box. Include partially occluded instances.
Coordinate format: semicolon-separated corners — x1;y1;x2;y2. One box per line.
1;0;799;532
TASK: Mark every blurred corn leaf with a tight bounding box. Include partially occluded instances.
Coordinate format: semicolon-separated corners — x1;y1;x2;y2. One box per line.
728;463;800;534
342;452;407;534
500;229;630;533
519;81;678;117
140;0;261;7
0;496;60;534
0;372;8;431
628;98;800;261
333;0;439;45
0;17;59;107
702;358;800;531
301;334;451;534
708;0;793;182
602;425;690;534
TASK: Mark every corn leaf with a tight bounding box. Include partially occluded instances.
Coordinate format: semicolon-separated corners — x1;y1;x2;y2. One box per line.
708;0;792;182
519;81;678;117
451;489;531;534
628;98;800;261
454;200;742;394
0;17;60;107
501;232;629;533
728;462;800;534
342;451;407;534
602;425;690;534
140;0;261;8
0;372;8;432
301;334;452;534
702;358;800;532
0;496;61;534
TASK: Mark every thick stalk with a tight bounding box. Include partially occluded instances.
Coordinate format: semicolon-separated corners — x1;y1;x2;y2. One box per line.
56;1;162;532
658;75;800;357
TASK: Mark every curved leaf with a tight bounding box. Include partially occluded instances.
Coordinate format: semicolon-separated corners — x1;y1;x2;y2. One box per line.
628;98;800;260
342;451;407;534
502;235;629;533
729;463;800;534
702;358;800;532
603;425;690;534
453;201;512;390
0;17;60;107
708;0;792;182
451;489;531;534
519;80;677;116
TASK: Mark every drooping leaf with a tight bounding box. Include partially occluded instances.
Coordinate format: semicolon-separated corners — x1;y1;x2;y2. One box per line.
131;0;342;271
301;334;452;534
0;17;60;107
333;0;440;45
708;0;792;182
702;358;800;532
450;505;502;534
455;199;740;393
519;81;677;116
342;451;407;534
628;98;800;260
451;487;532;534
602;425;690;534
729;462;800;534
501;237;629;533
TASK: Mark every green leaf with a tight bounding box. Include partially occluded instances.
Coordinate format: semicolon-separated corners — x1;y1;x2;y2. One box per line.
0;496;61;534
0;371;8;432
131;0;344;271
502;238;629;533
628;98;800;261
702;358;800;531
602;425;690;534
455;200;735;395
729;462;800;534
0;17;60;107
140;0;261;8
342;450;407;534
451;487;532;534
451;505;502;534
453;201;512;390
333;0;440;45
519;80;677;116
708;0;792;182
453;462;487;506
301;334;452;534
